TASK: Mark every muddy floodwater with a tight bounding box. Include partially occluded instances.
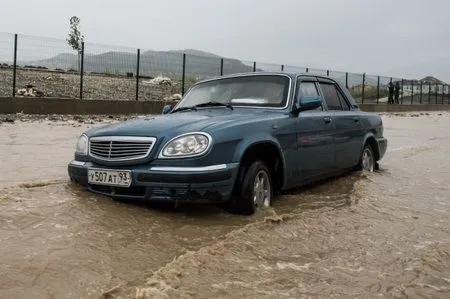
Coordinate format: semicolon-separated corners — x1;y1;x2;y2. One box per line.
0;112;449;299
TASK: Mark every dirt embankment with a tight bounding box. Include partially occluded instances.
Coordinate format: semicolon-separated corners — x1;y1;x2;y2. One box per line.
0;68;181;101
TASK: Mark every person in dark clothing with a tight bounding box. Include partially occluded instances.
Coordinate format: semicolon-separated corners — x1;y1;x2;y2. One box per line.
388;82;394;104
394;82;400;104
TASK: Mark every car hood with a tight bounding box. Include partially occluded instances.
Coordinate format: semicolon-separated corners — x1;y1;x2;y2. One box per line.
85;109;277;138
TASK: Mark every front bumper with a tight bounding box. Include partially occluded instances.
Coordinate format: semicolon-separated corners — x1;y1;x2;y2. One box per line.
377;137;387;160
68;161;239;203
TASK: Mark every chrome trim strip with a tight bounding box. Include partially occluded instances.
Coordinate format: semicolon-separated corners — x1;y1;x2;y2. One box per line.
88;136;157;162
158;132;213;159
149;164;227;172
173;73;293;111
89;136;156;142
70;160;86;166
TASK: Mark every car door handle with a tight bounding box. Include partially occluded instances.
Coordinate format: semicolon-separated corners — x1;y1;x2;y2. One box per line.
353;117;360;122
323;117;332;124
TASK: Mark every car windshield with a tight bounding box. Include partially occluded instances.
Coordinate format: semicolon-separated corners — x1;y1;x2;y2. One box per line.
175;75;290;109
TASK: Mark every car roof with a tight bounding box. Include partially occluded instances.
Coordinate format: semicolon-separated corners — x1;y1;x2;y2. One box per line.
190;71;359;109
205;71;339;82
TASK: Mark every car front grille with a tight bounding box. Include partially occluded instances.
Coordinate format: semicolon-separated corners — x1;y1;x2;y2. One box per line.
89;136;156;161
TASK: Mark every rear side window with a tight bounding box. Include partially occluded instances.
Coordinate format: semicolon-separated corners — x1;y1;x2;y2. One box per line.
320;83;343;110
337;89;350;110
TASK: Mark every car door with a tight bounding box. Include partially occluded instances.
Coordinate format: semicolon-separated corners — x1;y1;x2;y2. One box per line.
318;79;363;169
295;78;335;183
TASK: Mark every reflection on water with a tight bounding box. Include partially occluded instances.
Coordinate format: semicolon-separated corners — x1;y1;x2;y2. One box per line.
0;113;449;298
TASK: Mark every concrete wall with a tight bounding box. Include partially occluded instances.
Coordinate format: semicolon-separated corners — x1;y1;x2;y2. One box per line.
0;97;177;115
359;103;450;112
0;97;449;115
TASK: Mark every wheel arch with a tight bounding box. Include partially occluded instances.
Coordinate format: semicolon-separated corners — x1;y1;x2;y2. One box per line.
362;133;380;161
234;137;287;194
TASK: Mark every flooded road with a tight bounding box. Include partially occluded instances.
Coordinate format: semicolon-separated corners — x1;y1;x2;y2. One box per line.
0;112;449;298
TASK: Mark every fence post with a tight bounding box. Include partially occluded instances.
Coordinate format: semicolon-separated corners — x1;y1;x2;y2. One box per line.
376;76;380;104
420;81;422;104
253;61;256;72
428;83;431;104
220;58;224;76
435;83;438;104
345;72;348;89
12;34;18;97
361;73;365;104
281;64;284;71
447;85;450;104
181;53;186;95
135;49;140;101
327;70;329;76
306;67;309;73
79;42;84;100
400;78;403;104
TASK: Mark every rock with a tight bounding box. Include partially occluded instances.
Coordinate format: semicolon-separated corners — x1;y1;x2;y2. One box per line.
164;93;182;101
4;118;15;123
17;88;27;95
410;114;420;117
143;76;172;86
34;89;45;97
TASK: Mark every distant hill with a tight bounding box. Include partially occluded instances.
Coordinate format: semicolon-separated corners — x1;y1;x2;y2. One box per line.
25;49;254;79
24;49;382;87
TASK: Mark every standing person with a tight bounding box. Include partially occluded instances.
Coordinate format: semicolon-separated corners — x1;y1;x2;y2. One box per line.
394;82;400;104
388;82;394;104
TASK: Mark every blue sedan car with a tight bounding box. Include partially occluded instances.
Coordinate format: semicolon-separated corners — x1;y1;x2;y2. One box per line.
68;72;387;215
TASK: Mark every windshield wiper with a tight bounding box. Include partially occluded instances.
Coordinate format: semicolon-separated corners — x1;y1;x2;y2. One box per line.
170;106;198;113
195;101;234;110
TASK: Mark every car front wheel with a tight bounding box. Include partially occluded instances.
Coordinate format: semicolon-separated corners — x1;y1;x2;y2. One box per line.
229;160;272;215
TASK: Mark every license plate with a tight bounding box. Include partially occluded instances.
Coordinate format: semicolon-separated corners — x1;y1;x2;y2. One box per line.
87;168;132;187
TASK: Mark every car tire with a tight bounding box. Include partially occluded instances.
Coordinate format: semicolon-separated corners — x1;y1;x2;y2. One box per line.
358;144;375;172
229;160;272;215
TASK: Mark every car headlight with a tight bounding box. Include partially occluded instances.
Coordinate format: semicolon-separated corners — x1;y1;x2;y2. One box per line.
160;133;211;158
75;134;88;155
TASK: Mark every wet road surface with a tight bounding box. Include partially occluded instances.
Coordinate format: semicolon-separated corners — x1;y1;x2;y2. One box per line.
0;112;449;298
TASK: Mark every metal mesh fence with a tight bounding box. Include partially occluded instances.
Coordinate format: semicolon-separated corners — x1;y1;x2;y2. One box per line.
1;32;449;105
82;42;136;100
256;62;283;72
139;50;182;101
363;74;379;103
347;72;364;103
328;70;347;88
223;57;255;76
307;68;328;77
15;34;79;98
0;32;14;97
283;65;307;74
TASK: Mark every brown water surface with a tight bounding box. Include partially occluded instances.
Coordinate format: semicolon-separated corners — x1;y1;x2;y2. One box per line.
0;112;449;298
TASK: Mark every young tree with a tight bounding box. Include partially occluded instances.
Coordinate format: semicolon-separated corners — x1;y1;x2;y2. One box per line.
66;16;85;71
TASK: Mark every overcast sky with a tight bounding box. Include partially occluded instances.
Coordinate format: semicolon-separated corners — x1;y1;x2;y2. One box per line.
1;0;449;80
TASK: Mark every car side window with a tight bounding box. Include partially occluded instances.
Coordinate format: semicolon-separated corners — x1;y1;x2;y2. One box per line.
336;88;350;110
296;81;322;110
320;83;342;111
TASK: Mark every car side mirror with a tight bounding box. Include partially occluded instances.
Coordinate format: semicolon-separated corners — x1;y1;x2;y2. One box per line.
162;104;173;114
292;95;322;115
